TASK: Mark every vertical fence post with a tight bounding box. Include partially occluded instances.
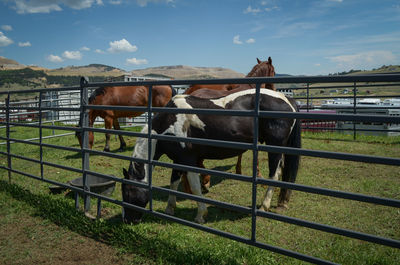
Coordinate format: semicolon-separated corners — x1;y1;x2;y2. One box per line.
80;77;91;213
353;82;357;140
147;85;153;212
5;93;11;183
39;92;44;179
251;82;261;242
306;83;310;113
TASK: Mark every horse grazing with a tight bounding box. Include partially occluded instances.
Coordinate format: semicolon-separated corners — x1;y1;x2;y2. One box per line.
183;57;276;95
182;57;276;193
122;89;301;224
76;85;176;152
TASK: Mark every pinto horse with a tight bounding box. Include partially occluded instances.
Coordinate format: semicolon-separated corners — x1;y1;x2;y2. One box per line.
184;57;276;95
122;88;301;224
182;57;276;193
76;85;176;152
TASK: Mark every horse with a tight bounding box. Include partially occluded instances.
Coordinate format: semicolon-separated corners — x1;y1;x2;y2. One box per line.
122;88;301;224
76;85;176;152
183;57;276;95
182;57;276;193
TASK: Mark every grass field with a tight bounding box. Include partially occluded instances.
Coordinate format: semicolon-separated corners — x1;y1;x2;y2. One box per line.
1;125;399;264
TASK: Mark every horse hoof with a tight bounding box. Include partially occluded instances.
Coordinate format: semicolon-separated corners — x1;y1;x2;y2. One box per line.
275;206;287;213
195;216;205;224
201;186;209;194
104;147;110;152
276;204;289;211
165;206;175;216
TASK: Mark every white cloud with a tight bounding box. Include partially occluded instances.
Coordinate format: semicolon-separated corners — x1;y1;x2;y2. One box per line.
1;25;13;31
95;49;105;54
14;1;62;14
80;46;90;51
233;35;243;45
273;22;318;38
47;54;63;63
62;50;82;60
234;35;255;45
126;57;148;65
109;0;122;4
136;0;175;7
8;0;103;14
328;0;343;2
246;38;255;44
107;39;137;53
315;63;321;67
327;50;397;70
0;31;13;47
244;5;261;14
265;6;279;12
18;41;31;47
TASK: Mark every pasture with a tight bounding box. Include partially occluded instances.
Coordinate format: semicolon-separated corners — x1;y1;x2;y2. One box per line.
1;125;399;264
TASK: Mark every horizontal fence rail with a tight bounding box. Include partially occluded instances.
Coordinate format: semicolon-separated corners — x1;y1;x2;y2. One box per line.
0;74;399;264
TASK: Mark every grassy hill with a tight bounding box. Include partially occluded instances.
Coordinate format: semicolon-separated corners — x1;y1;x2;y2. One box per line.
130;65;245;79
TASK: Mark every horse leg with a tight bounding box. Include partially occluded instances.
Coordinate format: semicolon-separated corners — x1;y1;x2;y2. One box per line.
277;187;291;210
260;153;283;211
104;117;113;152
198;159;210;193
113;118;127;151
165;169;183;216
187;171;208;224
236;153;262;177
235;154;242;174
181;159;210;194
277;159;292;210
181;173;192;194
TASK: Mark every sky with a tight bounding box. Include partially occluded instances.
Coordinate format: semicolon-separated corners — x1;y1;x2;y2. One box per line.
0;0;400;75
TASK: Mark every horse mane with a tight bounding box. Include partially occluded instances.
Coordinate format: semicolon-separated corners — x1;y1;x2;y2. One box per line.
89;87;108;104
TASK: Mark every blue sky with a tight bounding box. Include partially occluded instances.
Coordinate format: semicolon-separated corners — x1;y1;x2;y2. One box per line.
1;0;400;75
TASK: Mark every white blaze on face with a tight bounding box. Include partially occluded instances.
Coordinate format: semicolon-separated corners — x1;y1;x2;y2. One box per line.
132;125;157;183
163;95;206;148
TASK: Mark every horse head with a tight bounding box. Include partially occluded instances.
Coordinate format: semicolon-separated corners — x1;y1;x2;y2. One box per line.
249;57;276;90
121;162;149;224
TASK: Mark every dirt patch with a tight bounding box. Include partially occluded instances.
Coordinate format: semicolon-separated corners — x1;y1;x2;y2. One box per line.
0;212;136;265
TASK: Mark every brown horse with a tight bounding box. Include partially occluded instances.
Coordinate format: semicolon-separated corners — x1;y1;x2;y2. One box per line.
182;57;276;193
76;85;176;152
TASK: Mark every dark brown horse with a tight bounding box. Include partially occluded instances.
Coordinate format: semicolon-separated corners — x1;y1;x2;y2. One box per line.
182;57;276;193
76;85;176;152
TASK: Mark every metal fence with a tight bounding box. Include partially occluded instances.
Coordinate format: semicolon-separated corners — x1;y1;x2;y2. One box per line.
1;74;400;264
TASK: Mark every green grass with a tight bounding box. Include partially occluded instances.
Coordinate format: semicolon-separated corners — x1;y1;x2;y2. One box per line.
1;125;399;264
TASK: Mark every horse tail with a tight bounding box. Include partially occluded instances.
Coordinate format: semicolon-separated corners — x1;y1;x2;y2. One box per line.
278;116;301;208
171;86;178;97
282;117;301;184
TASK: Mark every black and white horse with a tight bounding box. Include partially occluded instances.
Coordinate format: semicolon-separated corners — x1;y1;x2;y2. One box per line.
122;88;301;224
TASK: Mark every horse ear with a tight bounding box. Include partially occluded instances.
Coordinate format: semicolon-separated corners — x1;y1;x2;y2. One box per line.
268;57;272;64
257;58;262;64
123;168;129;179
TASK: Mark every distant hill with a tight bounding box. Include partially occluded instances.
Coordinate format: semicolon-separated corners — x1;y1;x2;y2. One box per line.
48;64;125;77
0;56;24;69
0;56;20;65
130;65;245;79
330;65;400;76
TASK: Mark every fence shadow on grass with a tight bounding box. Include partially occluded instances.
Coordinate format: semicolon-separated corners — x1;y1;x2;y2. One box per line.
0;179;246;265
